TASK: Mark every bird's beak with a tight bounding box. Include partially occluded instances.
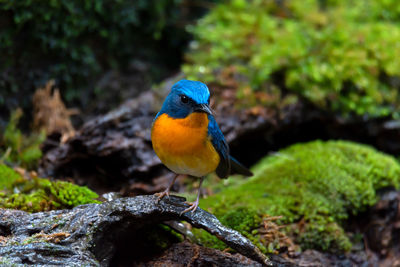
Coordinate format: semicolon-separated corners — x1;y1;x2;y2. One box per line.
194;103;214;115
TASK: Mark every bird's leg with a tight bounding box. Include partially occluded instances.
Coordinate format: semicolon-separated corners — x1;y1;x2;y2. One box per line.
155;174;179;202
181;176;205;215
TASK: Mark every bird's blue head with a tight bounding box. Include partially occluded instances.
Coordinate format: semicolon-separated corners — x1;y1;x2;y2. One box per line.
158;80;213;119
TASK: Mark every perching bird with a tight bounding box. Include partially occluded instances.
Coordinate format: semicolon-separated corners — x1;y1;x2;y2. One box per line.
151;80;252;214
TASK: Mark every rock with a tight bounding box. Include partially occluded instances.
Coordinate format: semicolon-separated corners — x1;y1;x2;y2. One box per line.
0;195;287;266
134;240;266;266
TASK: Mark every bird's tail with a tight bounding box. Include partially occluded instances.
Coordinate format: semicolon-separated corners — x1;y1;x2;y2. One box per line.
229;156;253;176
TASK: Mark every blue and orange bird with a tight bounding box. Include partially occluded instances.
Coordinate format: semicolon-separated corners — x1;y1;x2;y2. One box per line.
151;80;253;214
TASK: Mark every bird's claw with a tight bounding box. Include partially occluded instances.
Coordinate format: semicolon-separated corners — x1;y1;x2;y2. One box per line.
180;200;199;215
154;190;170;203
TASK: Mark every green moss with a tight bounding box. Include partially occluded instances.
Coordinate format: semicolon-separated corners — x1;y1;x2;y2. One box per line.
0;164;100;212
196;140;400;252
49;180;100;208
184;0;400;118
0;109;46;169
0;164;21;190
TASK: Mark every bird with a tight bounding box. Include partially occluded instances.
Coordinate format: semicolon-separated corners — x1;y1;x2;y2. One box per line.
151;80;253;214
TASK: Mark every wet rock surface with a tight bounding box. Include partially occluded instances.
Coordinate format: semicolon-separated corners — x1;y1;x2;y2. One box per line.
0;195;282;266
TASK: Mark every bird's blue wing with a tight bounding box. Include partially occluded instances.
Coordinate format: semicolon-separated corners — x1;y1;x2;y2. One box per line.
153;111;161;121
208;115;230;178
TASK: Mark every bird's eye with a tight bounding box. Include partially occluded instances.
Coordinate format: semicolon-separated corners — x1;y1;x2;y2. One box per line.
180;95;189;103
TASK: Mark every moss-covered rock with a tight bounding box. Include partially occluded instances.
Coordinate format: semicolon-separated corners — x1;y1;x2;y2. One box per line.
0;164;100;212
194;140;400;253
184;0;400;118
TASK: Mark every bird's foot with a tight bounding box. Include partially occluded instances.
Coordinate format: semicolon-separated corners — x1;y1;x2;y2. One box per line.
180;200;200;215
154;174;179;203
154;190;170;203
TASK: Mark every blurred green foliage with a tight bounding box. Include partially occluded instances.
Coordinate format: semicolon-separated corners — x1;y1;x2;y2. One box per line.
184;0;400;117
0;109;45;169
194;140;400;252
0;161;21;190
0;0;197;120
0;164;100;212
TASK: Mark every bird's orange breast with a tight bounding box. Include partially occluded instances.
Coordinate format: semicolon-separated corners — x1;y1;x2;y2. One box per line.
151;113;220;177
